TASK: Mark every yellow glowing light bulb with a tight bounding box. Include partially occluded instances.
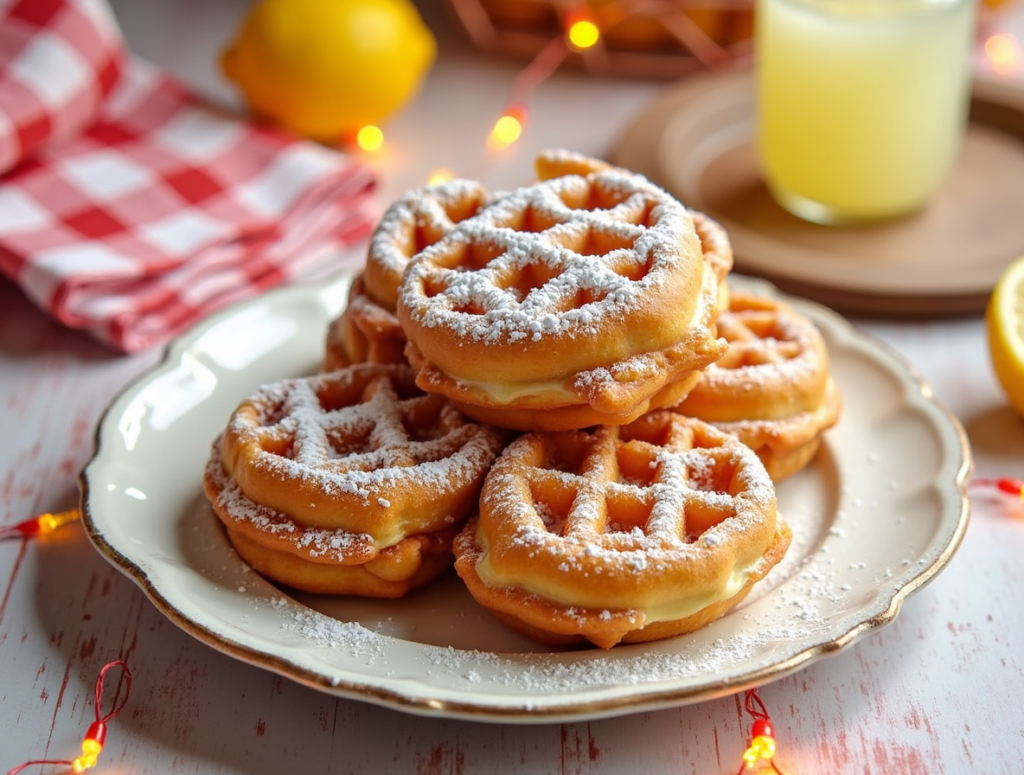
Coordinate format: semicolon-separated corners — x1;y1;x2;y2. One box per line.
743;735;777;765
985;34;1021;75
489;106;527;150
491;115;523;146
2;509;80;539
72;739;102;772
36;509;80;535
567;17;600;50
356;125;384;152
742;717;777;767
427;168;455;185
72;723;107;773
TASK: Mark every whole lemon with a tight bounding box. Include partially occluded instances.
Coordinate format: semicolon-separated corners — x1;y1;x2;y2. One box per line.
221;0;436;142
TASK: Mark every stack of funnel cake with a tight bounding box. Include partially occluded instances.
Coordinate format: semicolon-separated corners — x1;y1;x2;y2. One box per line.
204;151;840;648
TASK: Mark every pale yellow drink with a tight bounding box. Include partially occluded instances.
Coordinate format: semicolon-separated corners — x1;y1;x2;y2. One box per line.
756;0;976;224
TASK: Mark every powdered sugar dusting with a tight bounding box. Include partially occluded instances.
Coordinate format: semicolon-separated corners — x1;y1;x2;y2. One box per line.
224;364;507;517
217;422;911;704
250;510;863;698
206;443;377;561
415;615;826;692
478;420;776;584
400;168;700;346
281;606;388;660
369;178;490;279
260;576;838;694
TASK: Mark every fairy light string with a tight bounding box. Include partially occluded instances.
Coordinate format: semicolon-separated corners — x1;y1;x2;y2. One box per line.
6;660;131;775
728;471;1024;775
472;0;1023;157
348;0;1024;162
476;0;758;153
738;688;787;775
967;477;1024;501
487;2;615;149
489;33;570;149
359;1;1024;163
0;509;80;540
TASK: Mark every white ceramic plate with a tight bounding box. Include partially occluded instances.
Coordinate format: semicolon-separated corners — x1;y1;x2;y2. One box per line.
81;272;972;723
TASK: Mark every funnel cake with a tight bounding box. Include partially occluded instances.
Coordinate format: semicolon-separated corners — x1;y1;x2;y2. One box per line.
535;150;734;297
324;179;489;370
398;159;728;431
453;412;790;648
673;291;841;480
324;276;407;370
203;362;507;596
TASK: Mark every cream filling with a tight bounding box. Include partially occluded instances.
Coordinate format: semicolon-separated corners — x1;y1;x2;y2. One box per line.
449;375;576;405
475;549;759;625
444;263;720;407
637;561;756;624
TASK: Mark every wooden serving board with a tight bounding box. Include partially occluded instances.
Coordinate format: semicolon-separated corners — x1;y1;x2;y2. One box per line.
612;67;1024;316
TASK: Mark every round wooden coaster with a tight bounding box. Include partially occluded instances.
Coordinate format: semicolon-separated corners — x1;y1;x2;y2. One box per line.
612;68;1024;316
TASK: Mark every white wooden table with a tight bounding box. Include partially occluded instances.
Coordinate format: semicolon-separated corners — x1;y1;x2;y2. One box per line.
2;1;1022;772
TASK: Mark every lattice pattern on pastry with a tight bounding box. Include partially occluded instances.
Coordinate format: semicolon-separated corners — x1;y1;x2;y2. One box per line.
672;290;841;480
518;417;744;551
243;370;458;472
395;155;727;431
475;413;777;607
713;301;806;370
406;172;672;336
367;178;491;310
454;413;784;647
220;363;507;538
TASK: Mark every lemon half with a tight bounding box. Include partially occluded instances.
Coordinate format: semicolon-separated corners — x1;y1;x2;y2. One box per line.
987;255;1024;416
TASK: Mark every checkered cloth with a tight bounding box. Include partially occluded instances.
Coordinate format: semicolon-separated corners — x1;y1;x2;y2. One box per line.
0;0;378;352
0;0;124;176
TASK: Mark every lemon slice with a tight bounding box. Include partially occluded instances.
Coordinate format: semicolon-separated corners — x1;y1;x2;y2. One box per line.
987;255;1024;416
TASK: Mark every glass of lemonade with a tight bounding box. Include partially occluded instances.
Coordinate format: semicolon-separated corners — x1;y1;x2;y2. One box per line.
755;0;978;225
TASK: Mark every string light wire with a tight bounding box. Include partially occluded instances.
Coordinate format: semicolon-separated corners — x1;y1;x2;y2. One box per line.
485;2;636;150
6;660;131;775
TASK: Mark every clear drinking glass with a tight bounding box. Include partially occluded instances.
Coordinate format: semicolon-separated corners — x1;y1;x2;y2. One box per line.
755;0;978;225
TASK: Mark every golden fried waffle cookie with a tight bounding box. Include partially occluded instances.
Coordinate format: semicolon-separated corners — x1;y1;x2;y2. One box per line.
324;275;407;370
690;209;733;295
535;149;733;298
325;179;489;369
204;363;507;596
398;159;728;431
453;412;790;648
534;148;614;181
535;150;732;280
673;290;841;481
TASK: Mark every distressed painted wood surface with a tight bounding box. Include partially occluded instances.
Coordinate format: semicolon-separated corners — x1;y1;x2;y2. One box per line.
2;1;1023;773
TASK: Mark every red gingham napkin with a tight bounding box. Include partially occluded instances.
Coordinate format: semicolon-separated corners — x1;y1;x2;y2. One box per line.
0;0;124;176
0;0;378;353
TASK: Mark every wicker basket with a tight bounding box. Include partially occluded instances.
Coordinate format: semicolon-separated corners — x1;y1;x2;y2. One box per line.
445;0;754;79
